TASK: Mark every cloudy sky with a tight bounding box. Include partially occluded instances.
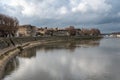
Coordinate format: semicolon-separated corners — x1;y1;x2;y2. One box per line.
0;0;120;33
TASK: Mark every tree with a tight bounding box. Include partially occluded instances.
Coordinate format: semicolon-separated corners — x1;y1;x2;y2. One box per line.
0;13;19;37
90;28;101;36
66;26;76;36
80;28;90;36
80;28;101;36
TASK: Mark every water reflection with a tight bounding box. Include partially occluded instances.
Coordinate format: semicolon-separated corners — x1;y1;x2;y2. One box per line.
3;38;120;80
19;47;36;58
37;39;100;52
3;57;19;78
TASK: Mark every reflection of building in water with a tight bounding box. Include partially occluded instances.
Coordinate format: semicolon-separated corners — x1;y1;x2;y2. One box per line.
36;39;101;52
3;57;19;78
19;48;36;58
78;40;100;47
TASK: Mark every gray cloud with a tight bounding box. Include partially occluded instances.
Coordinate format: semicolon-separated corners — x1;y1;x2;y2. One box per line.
0;0;120;33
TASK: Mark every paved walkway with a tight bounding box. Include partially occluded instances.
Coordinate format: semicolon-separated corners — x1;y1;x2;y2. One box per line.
0;46;16;57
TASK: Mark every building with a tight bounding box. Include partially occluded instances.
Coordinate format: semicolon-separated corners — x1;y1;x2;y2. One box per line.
17;25;37;37
117;34;120;37
36;27;55;36
107;32;120;38
53;29;69;36
112;32;120;38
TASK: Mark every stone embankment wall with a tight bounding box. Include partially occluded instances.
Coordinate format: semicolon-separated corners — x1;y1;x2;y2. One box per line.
0;36;102;50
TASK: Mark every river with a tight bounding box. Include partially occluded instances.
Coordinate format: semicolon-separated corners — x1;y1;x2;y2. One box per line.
2;38;120;80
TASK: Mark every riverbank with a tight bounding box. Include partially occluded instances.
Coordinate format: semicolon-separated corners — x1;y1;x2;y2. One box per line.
0;36;102;79
0;36;102;50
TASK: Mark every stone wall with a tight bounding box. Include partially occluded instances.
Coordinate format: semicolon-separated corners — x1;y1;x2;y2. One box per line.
0;36;102;50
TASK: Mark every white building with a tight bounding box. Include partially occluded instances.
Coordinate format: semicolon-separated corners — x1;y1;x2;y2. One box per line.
116;34;120;37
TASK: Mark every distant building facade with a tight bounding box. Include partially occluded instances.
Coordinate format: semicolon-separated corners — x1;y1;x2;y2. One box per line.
17;25;37;37
53;30;69;36
111;32;120;38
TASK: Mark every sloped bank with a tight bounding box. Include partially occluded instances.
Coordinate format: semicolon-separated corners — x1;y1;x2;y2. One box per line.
0;36;102;79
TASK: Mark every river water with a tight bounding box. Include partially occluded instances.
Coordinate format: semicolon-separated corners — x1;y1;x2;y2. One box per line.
2;38;120;80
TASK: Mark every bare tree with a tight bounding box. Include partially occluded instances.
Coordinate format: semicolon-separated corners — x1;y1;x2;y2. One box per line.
0;13;19;37
80;28;101;36
66;26;76;36
80;28;90;36
90;28;101;36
